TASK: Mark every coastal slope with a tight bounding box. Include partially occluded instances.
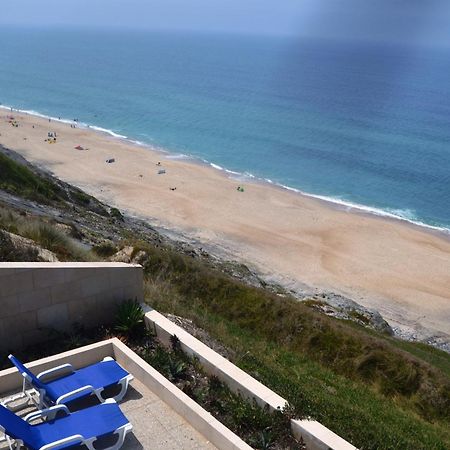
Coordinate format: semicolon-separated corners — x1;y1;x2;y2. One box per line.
1;111;449;342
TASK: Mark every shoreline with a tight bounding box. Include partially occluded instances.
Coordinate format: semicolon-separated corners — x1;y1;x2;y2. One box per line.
2;104;449;237
1;108;450;346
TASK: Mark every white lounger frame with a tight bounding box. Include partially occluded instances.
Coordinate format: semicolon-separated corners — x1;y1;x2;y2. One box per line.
0;399;132;450
1;378;36;412
18;357;133;409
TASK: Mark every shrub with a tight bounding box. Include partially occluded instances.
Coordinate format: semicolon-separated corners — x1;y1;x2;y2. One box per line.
92;242;118;258
110;207;124;221
0;208;20;234
22;223;68;253
71;190;91;206
20;221;90;261
114;300;145;338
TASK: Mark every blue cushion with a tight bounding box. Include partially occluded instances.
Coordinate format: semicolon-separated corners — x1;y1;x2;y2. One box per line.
45;360;129;403
0;405;32;444
0;402;128;450
9;356;130;404
33;402;129;449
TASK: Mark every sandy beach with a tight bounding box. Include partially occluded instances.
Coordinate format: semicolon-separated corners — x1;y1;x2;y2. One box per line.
1;111;449;342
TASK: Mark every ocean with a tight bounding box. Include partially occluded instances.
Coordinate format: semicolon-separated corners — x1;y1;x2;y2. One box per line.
0;27;449;231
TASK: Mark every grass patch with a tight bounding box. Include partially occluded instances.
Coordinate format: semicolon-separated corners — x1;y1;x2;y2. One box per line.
0;151;109;216
114;304;302;450
338;319;450;378
0;207;91;261
348;309;371;325
0;152;63;204
70;190;91;206
129;240;450;449
301;299;329;308
20;222;89;261
150;300;450;450
92;241;118;258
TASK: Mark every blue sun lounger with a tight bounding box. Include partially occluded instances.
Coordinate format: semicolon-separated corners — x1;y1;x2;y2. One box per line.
8;355;133;409
0;399;132;450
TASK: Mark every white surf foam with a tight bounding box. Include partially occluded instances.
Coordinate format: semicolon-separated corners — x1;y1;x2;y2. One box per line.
2;103;448;235
165;153;192;160
275;184;450;234
88;125;127;139
208;162;241;176
1;104;128;140
1;104;75;125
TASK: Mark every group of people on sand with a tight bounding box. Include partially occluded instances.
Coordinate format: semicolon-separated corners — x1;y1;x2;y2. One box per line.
45;131;57;144
1;114;247;197
7;116;19;127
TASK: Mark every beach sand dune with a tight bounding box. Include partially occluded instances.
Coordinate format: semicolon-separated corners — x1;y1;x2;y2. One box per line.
1;112;449;341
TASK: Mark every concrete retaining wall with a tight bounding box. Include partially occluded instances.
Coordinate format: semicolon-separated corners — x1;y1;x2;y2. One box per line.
145;308;358;450
0;262;143;352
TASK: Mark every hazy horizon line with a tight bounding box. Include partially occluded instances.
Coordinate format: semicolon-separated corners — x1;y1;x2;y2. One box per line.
1;24;449;50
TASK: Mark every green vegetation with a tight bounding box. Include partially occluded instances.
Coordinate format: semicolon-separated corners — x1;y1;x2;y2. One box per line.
114;300;145;338
348;309;371;325
0;152;62;204
0;151;110;215
110;207;124;221
0;207;91;261
92;241;118;257
135;241;450;450
1;149;449;448
301;298;329;308
142;334;300;449
22;223;75;258
114;304;299;448
70;190;91;206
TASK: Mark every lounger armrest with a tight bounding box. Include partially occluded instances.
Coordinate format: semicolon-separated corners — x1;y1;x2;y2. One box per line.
37;364;74;381
56;385;95;404
25;404;70;423
39;434;84;450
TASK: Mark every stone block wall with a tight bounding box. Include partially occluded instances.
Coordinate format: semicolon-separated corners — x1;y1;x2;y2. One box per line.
0;262;143;352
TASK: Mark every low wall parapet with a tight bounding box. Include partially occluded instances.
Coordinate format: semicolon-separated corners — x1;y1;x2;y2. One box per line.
0;262;143;352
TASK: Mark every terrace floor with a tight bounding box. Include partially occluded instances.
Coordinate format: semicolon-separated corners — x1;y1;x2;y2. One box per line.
1;379;217;450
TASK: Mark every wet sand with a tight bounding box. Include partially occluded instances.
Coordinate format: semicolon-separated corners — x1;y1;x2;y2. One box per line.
1;111;449;342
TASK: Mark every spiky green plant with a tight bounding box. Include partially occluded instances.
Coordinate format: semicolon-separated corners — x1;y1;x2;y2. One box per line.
114;300;144;337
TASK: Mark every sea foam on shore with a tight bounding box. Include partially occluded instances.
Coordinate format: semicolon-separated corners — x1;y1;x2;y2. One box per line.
2;104;449;236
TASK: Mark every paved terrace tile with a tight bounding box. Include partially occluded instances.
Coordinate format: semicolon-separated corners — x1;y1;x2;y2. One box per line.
1;379;217;450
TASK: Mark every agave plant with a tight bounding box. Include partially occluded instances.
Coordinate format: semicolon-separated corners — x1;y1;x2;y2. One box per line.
114;300;144;338
167;356;188;382
257;428;274;450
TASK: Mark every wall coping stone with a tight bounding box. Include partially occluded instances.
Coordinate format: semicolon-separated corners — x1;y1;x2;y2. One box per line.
0;262;141;269
144;307;358;450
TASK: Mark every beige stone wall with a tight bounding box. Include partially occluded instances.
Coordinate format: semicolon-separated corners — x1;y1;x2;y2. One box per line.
0;262;143;352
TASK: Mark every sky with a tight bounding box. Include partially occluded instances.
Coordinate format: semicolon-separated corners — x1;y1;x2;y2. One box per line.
2;0;450;46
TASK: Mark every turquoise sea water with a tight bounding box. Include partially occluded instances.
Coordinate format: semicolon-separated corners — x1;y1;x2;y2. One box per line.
0;27;449;231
